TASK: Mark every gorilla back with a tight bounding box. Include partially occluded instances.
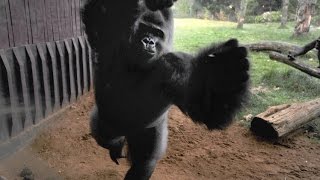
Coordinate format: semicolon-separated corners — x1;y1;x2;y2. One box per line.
82;0;249;179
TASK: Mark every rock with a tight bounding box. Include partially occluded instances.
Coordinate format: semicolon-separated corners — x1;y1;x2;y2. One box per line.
0;176;8;180
20;167;34;180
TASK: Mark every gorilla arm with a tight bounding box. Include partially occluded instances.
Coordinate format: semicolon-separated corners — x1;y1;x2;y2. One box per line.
157;39;250;130
289;39;318;59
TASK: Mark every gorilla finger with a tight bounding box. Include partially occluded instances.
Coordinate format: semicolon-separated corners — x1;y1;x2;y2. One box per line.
164;0;174;8
239;71;250;82
110;150;126;165
111;156;120;165
238;57;250;71
227;47;248;60
223;38;239;48
218;72;249;90
222;79;249;93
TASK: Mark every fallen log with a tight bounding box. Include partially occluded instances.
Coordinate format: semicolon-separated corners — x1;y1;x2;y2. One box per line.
251;98;320;139
269;52;320;79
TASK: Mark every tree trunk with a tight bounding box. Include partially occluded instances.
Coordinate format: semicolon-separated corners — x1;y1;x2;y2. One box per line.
279;0;289;29
293;0;316;36
251;99;320;138
236;0;247;29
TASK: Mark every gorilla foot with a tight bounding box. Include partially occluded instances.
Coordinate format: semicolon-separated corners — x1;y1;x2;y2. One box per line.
109;137;126;165
109;147;126;165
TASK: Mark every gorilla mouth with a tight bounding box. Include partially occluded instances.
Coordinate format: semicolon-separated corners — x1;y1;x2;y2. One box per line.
145;49;156;55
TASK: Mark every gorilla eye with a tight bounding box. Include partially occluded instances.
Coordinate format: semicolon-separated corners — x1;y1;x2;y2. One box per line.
139;23;165;39
153;29;165;39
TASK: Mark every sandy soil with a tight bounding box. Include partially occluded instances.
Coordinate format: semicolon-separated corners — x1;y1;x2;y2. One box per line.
15;93;320;179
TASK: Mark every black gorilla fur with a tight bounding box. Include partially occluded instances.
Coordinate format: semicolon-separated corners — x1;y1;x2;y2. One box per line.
82;0;250;179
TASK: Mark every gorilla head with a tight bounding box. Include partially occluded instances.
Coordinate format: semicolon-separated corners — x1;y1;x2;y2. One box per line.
127;7;173;67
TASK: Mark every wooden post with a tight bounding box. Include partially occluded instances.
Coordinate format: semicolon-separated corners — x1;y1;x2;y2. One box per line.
251;98;320;138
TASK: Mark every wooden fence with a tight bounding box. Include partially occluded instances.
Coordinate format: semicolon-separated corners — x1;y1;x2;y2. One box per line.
0;0;93;157
0;0;84;49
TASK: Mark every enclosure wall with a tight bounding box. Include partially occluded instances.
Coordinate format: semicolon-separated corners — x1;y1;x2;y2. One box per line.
0;0;93;158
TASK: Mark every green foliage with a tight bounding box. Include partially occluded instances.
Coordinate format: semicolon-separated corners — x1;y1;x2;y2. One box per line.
173;0;193;18
246;11;282;23
312;15;320;26
246;0;282;16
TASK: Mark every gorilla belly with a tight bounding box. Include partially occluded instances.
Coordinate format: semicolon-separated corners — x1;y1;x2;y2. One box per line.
97;79;171;131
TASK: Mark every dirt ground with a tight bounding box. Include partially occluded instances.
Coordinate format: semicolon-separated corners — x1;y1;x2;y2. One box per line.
2;92;320;180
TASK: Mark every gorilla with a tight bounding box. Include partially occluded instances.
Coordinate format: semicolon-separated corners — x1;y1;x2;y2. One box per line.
82;0;250;179
288;37;320;68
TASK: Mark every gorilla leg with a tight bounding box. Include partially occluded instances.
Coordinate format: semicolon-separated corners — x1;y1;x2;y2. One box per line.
125;118;168;180
90;106;126;164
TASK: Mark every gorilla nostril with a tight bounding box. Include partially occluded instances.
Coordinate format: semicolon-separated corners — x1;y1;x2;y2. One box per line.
142;37;155;48
142;37;149;44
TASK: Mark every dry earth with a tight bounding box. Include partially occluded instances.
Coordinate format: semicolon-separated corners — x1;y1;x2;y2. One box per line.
1;92;320;180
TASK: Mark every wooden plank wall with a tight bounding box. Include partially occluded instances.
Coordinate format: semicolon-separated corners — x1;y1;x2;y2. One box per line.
0;0;84;49
0;0;93;147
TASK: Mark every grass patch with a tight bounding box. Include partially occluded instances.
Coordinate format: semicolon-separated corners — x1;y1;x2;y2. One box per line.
173;19;320;137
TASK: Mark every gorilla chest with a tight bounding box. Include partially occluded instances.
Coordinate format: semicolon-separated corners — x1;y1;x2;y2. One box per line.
99;74;170;122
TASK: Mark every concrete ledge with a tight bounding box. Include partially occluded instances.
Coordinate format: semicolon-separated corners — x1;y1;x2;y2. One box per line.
0;106;69;160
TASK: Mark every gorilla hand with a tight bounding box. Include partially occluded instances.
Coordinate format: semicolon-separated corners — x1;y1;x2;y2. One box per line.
186;39;250;129
288;51;296;61
315;39;320;50
145;0;177;11
203;39;249;94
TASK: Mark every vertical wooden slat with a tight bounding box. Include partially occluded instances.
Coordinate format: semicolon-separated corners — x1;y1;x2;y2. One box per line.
75;0;81;36
79;0;84;35
57;41;69;106
4;0;13;47
47;42;60;111
78;37;88;92
86;38;94;89
0;50;23;136
8;0;29;46
37;43;52;116
0;0;9;49
28;0;46;44
65;0;73;38
72;38;82;98
71;0;77;37
48;0;60;41
24;0;33;44
57;1;66;39
65;39;76;102
26;45;44;123
28;0;37;43
13;47;33;128
44;0;54;42
0;53;10;142
56;0;62;40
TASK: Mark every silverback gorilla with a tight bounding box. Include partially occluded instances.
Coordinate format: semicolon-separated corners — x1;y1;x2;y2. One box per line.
82;0;250;179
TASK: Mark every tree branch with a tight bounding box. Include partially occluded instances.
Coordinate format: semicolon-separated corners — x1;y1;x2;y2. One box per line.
244;41;319;79
245;41;300;53
269;52;320;79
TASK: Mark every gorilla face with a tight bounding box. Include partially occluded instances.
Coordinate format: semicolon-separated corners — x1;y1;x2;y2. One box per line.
139;23;165;57
128;10;172;66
